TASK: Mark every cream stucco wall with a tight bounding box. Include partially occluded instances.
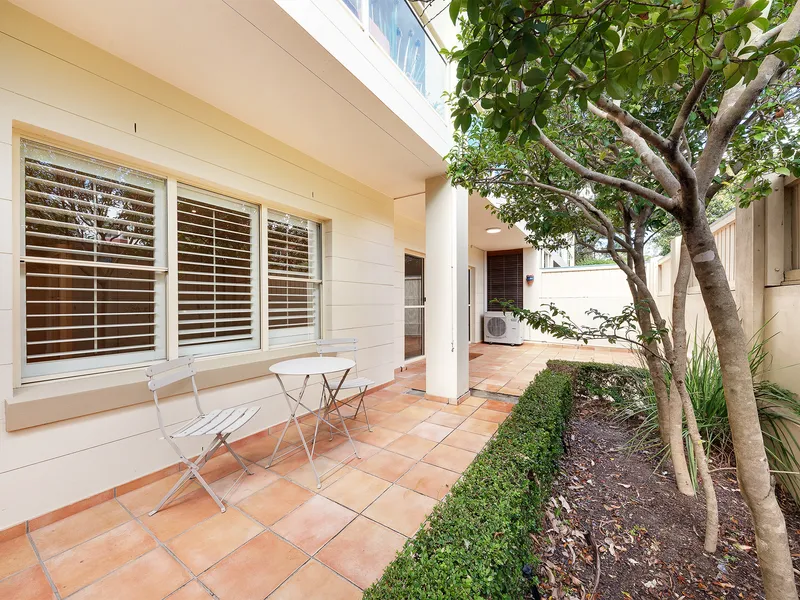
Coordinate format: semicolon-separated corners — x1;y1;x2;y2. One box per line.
532;264;632;347
0;2;400;529
764;285;800;392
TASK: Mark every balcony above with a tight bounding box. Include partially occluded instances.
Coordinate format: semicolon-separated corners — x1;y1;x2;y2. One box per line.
9;0;454;198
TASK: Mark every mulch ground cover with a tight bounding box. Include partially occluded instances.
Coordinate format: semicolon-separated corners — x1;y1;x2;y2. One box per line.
528;393;800;599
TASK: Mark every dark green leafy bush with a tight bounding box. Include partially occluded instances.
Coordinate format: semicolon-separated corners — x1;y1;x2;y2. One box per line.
363;370;572;600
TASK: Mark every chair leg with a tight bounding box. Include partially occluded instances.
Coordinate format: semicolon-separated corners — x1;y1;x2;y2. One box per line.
220;434;254;475
148;468;194;517
191;467;226;513
149;438;226;516
358;388;373;432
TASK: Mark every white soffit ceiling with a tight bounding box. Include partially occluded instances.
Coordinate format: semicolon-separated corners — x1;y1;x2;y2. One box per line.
394;193;528;252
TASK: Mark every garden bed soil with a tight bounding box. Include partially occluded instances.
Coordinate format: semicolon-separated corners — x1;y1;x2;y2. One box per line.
529;393;800;599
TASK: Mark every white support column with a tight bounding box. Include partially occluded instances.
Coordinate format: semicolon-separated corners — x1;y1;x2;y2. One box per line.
425;176;469;403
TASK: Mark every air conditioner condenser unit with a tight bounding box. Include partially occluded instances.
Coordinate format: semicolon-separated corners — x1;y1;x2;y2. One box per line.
483;312;524;345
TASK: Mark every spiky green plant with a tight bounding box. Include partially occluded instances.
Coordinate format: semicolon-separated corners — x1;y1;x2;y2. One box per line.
611;329;800;495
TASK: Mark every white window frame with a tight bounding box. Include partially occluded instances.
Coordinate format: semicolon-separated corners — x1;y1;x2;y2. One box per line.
176;184;261;358
19;140;168;381
266;209;323;348
17;139;326;383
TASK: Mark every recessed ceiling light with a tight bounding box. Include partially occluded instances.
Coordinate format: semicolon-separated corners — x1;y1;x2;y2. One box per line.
486;227;502;234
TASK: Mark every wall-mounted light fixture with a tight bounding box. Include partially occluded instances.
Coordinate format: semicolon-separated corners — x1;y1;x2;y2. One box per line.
486;227;501;234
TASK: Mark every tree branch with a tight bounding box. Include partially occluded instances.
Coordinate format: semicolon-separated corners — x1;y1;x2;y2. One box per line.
537;131;677;210
697;0;800;195
588;102;681;197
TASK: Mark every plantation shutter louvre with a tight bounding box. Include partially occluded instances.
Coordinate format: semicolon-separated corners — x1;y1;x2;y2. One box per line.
177;186;260;356
486;250;523;310
21;140;167;379
267;210;321;347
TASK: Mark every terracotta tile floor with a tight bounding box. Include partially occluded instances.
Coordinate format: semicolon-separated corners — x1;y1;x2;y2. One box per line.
0;342;633;600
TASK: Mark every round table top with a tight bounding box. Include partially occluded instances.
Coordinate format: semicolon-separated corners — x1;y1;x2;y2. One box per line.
269;356;355;376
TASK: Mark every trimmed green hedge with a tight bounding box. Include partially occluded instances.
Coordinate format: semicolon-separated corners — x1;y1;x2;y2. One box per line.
363;369;573;600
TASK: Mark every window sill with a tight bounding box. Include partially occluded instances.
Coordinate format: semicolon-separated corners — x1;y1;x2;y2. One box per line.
5;345;316;431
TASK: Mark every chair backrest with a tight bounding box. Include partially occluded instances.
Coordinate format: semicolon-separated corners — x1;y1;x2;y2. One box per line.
145;356;203;417
316;338;359;374
145;356;196;391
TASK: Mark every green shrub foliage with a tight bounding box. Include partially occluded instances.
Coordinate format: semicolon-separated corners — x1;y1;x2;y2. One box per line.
363;370;572;600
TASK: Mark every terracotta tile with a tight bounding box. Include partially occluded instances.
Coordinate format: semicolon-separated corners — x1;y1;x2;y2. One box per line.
321;469;391;512
285;458;352;491
353;426;403;448
0;523;26;544
237;479;313;526
482;400;514;413
28;491;114;533
30;500;131;561
68;548;190;600
117;473;200;517
200;532;307;599
422;444;477;473
316;516;405;590
397;405;438;421
272;495;356;555
379;413;422;433
270;560;361;600
140;488;223;541
458;418;499;436
168;509;263;574
323;439;381;468
0;565;54;600
277;422;316;445
308;431;349;455
234;433;279;463
369;399;409;414
166;580;212;599
440;403;478;417
426;411;467;428
441;429;490;453
395;394;421;406
461;396;485;407
263;445;318;475
498;387;520;396
210;467;279;504
0;535;38;580
385;434;437;460
45;520;156;596
408;422;453;443
363;485;437;537
472;408;509;423
115;464;180;497
412;399;446;411
356;450;416;482
397;462;460;500
354;408;390;425
196;452;244;484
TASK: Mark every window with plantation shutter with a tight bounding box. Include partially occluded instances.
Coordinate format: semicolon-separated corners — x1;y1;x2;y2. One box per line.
266;210;321;347
20;141;167;379
486;249;523;310
177;186;260;356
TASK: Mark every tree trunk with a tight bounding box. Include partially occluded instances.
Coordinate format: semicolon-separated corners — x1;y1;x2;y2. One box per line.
683;218;795;597
667;381;695;497
630;251;694;496
672;242;718;552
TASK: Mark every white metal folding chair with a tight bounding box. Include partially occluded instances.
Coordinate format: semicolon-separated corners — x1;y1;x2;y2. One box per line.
315;338;374;435
145;356;260;516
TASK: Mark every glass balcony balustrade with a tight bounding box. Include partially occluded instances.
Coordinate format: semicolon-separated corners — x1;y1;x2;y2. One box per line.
342;0;448;118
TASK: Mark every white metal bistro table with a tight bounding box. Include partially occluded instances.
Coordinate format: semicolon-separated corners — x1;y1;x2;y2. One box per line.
267;356;360;488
